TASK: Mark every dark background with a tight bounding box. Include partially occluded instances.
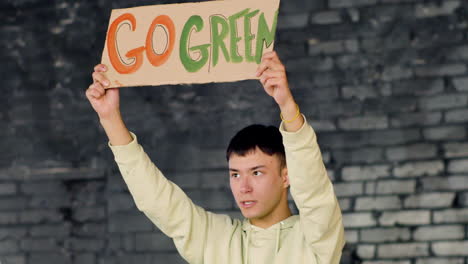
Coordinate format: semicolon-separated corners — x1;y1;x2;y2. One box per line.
1;0;468;263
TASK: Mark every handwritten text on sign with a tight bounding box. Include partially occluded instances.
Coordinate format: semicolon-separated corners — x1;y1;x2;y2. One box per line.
101;0;280;87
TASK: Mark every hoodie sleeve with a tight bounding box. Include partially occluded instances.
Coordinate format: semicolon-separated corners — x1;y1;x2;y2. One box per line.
280;117;345;264
109;132;228;264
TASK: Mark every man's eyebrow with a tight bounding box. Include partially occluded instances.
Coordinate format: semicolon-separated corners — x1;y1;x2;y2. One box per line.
229;165;266;172
250;165;266;171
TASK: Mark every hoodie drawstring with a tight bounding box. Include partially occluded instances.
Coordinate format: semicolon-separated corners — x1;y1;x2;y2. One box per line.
275;223;281;254
244;227;251;264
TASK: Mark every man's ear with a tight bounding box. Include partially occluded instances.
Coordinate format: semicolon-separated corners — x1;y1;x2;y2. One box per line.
281;167;289;189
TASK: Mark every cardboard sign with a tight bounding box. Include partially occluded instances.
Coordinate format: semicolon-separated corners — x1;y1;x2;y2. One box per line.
101;0;280;88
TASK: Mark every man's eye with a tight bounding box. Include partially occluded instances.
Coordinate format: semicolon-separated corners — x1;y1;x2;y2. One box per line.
231;173;240;178
253;171;263;176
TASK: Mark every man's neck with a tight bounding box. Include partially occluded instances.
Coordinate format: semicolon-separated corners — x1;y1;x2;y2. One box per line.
250;207;293;229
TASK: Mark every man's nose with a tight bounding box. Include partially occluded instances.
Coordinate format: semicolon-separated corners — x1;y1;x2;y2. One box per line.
240;176;252;193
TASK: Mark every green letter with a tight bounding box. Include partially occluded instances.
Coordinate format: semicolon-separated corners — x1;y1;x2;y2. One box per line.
229;8;249;63
244;9;260;63
180;15;210;72
210;15;230;67
255;10;278;64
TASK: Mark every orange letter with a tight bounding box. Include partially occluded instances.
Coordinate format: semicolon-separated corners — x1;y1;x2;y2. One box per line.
146;15;176;67
107;13;145;74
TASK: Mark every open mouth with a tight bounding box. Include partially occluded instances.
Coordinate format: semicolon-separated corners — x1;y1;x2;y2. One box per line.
240;201;257;208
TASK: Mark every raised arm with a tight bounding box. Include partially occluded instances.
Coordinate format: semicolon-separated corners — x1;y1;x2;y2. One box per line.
257;52;345;263
85;65;232;263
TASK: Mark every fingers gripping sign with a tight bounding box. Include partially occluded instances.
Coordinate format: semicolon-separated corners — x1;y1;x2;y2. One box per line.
86;64;121;120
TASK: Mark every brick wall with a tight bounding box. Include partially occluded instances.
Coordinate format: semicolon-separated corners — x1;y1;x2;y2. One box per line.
1;0;468;263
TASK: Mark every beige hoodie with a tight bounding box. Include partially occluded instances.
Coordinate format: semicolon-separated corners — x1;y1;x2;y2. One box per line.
109;119;345;264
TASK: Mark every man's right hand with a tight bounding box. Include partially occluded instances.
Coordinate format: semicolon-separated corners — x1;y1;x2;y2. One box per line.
86;64;120;121
86;64;132;146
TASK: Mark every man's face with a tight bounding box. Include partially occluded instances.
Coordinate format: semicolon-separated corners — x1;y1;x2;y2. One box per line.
228;147;289;222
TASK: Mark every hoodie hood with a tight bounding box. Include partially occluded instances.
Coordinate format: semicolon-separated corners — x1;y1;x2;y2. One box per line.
241;215;299;264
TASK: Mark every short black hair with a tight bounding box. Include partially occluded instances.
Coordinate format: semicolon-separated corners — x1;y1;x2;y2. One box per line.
226;124;286;167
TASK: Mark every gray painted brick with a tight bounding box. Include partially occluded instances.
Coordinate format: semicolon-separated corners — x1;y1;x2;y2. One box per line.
362;261;411;264
343;213;377;228
390;112;442;127
444;142;468;158
285;57;334;72
432;241;468;256
338;116;388;130
378;243;429;258
361;228;411;242
74;253;96;264
333;182;364;197
342;85;380;100
338;198;352;211
376;180;416;194
65;238;105;252
447;45;468;61
186;189;233;210
20;181;66;195
423;126;466;140
415;1;461;18
310;11;342;24
342;164;390;181
20;238;59;252
414;64;467;77
333;148;384;165
277;13;309;30
419;94;468;110
357;244;376;259
459;192;468;206
413;225;465;241
379;210;431;226
0;183;16;195
29;196;71;209
355;196;401;210
452;76;468;92
392;79;444;96
433;209;468;223
381;66;413;81
0;227;27;240
73;207;106;222
308;40;345;55
336;55;370;70
169;172;200;189
329;0;377;8
421;176;468;191
416;258;464;264
345;230;359;243
200;170;229;189
404;193;455;208
393;160;444;178
135;233;176;252
366;129;421;146
108;193;136;214
447;159;468;173
108;213;153;233
29;253;71;264
19;210;63;224
386;144;437;161
446;109;468;123
0;197;28;210
0;212;17;224
0;240;19;254
1;256;26;264
30;224;70;238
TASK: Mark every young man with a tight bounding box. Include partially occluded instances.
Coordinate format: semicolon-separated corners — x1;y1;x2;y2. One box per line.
86;51;345;263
